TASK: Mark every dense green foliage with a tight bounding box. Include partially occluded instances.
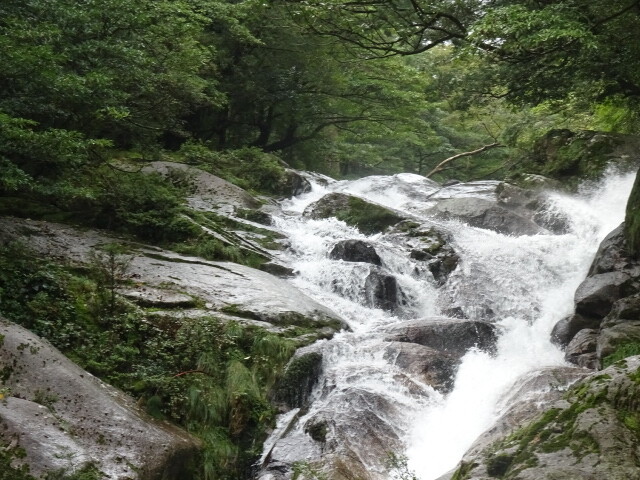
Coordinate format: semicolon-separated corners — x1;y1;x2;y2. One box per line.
3;0;640;478
0;242;296;480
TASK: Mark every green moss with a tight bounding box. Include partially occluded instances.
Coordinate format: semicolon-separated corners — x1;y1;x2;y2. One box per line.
451;461;478;480
0;443;35;480
235;208;272;225
335;197;403;235
276;352;323;408
602;341;640;368
480;374;618;478
45;464;105;480
220;304;262;320
486;453;513;478
305;420;328;443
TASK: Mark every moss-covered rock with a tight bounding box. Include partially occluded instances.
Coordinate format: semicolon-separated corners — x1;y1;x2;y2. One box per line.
526;129;640;184
450;357;640;480
275;351;323;409
304;192;405;235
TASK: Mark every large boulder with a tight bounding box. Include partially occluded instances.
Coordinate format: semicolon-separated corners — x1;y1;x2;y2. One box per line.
448;357;640;480
303;193;405;235
141;161;261;214
329;240;382;266
574;271;632;318
587;224;633;275
555;222;640;365
384;318;498;357
495;182;570;234
0;218;347;340
427;198;545;236
0;319;199;479
258;363;433;480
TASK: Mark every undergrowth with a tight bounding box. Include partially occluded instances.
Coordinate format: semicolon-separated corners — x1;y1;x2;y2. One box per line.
0;242;296;480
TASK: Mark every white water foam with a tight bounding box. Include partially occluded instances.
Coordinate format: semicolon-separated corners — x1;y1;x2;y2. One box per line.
264;169;635;480
406;169;636;479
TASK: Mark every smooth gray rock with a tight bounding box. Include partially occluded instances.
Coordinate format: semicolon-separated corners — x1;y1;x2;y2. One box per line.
564;328;599;368
0;218;347;334
329;240;382;266
427;197;545;236
118;286;196;308
587;224;629;275
574;271;630;318
141;161;261;214
0;319;198;479
382;341;459;392
384;317;498;357
551;313;601;347
602;293;640;326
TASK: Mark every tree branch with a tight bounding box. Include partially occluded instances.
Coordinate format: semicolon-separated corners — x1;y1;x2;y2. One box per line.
425;142;503;179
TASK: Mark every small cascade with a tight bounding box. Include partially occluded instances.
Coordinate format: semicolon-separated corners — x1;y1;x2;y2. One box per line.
258;169;635;480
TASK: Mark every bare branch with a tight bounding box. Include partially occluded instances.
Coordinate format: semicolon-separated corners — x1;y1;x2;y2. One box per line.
425;142;503;178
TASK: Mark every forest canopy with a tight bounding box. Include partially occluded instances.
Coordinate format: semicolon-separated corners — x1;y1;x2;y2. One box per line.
1;0;639;195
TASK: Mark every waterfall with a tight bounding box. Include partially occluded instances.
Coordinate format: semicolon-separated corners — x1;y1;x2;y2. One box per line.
262;169;635;480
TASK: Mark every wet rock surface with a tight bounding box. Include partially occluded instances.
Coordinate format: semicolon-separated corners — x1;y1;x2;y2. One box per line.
385;221;459;285
329;239;382;266
304;192;405;234
384;317;498;357
364;270;407;312
382;342;459;392
258;362;432;480
0;319;199;479
553;222;640;368
564;328;599;368
551;313;600;347
0;217;347;337
142;161;261;214
448;358;640;480
427;197;546;236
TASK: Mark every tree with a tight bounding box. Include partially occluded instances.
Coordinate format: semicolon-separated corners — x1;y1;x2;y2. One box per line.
468;1;640;110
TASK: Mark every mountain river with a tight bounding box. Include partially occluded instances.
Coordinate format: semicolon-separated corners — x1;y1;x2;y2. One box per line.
259;169;635;479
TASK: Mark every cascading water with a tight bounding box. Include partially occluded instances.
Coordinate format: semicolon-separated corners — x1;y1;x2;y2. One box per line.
259;169;635;480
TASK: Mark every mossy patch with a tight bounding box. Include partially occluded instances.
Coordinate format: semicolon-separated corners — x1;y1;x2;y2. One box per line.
275;352;323;408
305;420;328;443
335;197;404;235
309;193;403;235
602;341;640;368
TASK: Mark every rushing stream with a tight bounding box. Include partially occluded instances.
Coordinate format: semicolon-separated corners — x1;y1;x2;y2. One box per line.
260;169;635;480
